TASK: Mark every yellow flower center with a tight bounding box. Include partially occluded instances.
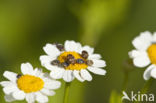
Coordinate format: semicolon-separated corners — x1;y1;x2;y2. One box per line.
58;51;88;70
17;75;44;93
147;44;156;64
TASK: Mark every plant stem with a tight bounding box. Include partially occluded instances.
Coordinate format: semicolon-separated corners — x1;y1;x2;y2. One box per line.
122;71;129;91
63;82;71;103
122;59;134;92
134;78;154;103
140;78;154;94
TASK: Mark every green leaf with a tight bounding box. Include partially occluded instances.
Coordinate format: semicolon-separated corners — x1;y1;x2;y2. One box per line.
109;90;123;103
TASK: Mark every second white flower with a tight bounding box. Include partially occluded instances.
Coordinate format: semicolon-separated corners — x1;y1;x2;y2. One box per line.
40;40;107;82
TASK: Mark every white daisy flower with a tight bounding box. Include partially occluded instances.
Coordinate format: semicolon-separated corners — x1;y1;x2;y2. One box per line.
40;40;106;82
129;31;156;80
0;63;61;103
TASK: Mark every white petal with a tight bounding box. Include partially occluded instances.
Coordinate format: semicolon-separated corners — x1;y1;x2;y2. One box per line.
44;79;61;89
41;88;55;96
73;70;84;82
4;94;15;102
129;50;151;67
133;55;150;67
43;43;60;57
152;32;156;42
80;69;92;81
129;50;142;58
129;50;149;59
36;92;48;103
21;63;34;75
25;93;35;103
82;45;94;54
63;70;74;82
33;68;43;77
40;55;55;67
44;63;57;71
3;85;18;95
132;31;152;50
88;54;101;59
92;59;106;67
143;65;155;80
12;90;26;100
64;40;82;52
140;31;153;40
88;67;106;75
151;66;156;79
50;68;65;79
3;71;17;82
0;81;14;87
129;50;137;58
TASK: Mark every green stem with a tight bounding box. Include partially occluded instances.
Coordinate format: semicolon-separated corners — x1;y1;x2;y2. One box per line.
121;59;134;92
140;78;154;94
134;78;154;103
122;71;129;91
63;82;71;103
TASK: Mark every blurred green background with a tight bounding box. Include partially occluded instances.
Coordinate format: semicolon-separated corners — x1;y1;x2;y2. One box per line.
0;0;156;103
